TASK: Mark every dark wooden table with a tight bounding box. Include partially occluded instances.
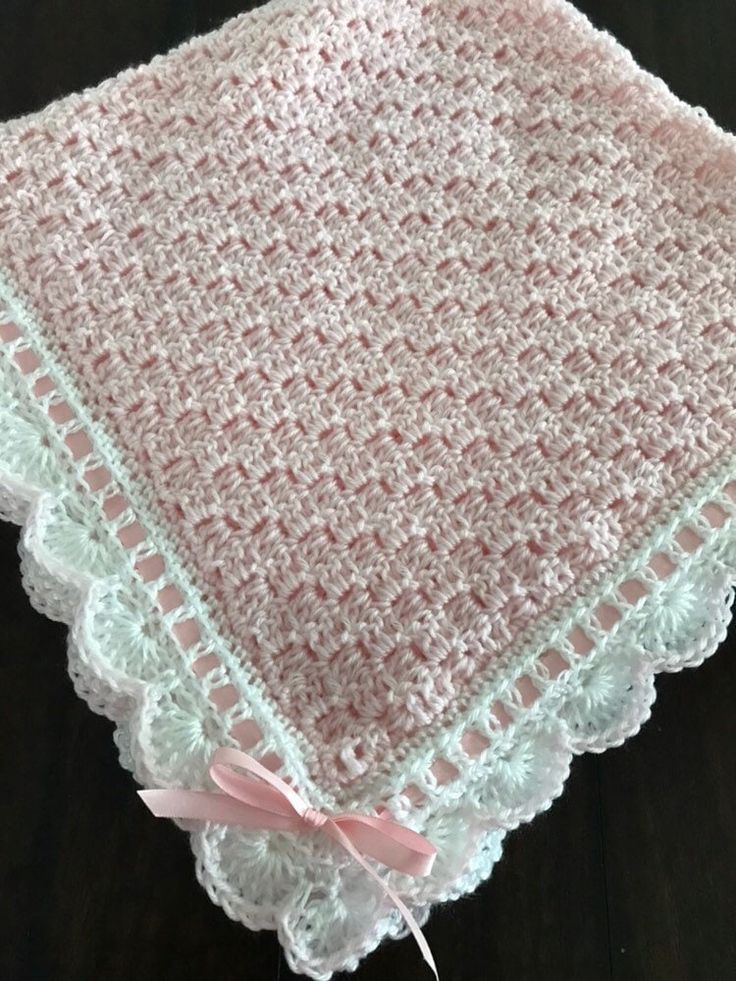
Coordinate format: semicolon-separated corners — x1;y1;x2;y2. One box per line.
1;3;734;979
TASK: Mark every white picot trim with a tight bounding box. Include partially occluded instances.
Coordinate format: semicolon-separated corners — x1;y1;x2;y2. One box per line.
1;277;735;979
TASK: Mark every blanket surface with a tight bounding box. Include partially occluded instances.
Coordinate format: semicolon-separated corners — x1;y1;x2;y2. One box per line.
0;1;734;976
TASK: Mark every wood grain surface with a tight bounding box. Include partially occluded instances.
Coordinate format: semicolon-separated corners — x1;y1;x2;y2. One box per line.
1;3;734;979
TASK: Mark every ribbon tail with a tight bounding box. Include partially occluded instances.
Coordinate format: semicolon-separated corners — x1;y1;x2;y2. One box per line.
139;788;275;829
326;820;438;980
334;814;436;877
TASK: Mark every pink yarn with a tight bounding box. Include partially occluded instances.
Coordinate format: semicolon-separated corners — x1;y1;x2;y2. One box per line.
0;0;734;800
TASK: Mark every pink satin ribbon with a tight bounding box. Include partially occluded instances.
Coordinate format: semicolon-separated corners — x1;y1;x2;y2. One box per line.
138;747;438;978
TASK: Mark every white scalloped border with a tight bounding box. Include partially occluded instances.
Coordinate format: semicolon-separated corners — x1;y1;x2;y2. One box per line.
0;282;510;977
2;272;736;978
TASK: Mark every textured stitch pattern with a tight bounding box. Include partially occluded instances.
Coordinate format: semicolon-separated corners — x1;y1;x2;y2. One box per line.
1;0;736;976
2;320;735;979
0;0;734;791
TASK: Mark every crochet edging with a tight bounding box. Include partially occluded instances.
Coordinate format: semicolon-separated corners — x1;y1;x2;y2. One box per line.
2;277;735;977
1;350;504;978
1;285;506;977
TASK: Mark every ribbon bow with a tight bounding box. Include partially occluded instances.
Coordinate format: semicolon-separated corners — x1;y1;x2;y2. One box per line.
138;747;438;978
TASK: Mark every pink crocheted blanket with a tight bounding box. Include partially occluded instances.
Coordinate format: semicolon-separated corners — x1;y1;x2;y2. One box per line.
1;0;734;976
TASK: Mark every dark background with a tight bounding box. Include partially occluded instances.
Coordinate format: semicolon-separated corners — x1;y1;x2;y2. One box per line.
1;2;734;979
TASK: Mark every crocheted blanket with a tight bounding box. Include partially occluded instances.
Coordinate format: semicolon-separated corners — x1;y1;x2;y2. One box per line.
1;0;734;976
